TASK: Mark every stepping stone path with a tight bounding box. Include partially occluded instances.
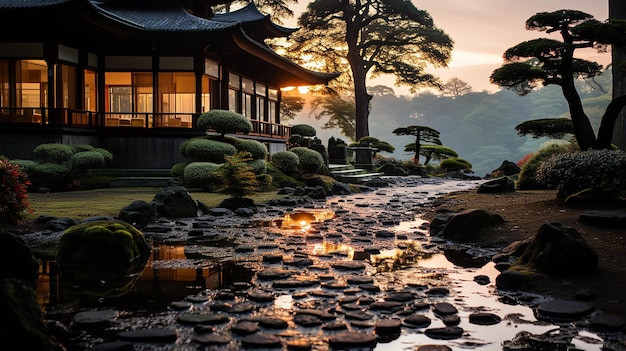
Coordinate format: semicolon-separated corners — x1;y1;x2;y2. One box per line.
33;177;615;351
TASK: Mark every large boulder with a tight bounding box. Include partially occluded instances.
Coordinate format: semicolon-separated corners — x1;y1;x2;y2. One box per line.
489;160;521;177
510;222;597;276
57;219;152;269
118;200;158;228
150;186;198;218
477;177;515;193
437;209;504;242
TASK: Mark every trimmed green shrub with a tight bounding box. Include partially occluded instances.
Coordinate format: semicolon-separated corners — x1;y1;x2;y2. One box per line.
180;138;237;163
440;158;472;173
0;159;31;225
291;124;317;137
245;159;267;175
33;143;73;163
71;151;106;171
517;143;572;190
197;109;253;136
270;151;299;175
290;147;324;174
536;149;626;200
31;162;70;190
183;162;221;189
9;159;38;174
94;148;114;165
256;173;274;192
266;162;304;188
71;144;95;153
236;139;268;160
170;162;187;178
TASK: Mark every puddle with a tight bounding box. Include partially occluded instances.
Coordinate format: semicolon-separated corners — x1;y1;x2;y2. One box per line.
32;177;623;350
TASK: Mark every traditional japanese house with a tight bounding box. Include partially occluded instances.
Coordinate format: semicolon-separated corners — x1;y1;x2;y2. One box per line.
0;0;336;168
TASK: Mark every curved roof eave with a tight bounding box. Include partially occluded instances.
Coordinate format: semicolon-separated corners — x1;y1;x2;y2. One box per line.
231;27;339;86
213;3;296;39
0;0;70;9
87;0;238;32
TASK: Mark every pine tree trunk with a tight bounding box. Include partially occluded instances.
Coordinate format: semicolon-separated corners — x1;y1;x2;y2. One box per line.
610;0;626;149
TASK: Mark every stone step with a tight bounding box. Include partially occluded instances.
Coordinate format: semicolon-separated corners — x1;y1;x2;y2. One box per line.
110;177;174;187
337;172;385;183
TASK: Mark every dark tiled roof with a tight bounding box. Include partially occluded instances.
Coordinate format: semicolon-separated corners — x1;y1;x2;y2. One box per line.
212;2;267;23
0;0;69;8
88;0;236;31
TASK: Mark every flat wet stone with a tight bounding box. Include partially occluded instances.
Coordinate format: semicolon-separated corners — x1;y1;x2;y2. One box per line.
272;278;319;289
241;333;282;348
425;287;450;296
375;318;402;335
328;332;377;348
117;328;178;342
296;309;336;321
433;302;458;315
72;310;119;328
345;310;374;321
169;301;192;311
285;338;312;350
537;300;595;320
332;261;366;270
177;313;229;325
441;314;460;326
293;314;322;327
322;322;348;331
384;291;415;302
193;333;231;345
247;290;274;302
370;301;405;311
256;268;293;280
230;320;259;335
424;326;464;340
473;275;490;285
469;312;502;325
404;314;431;328
257;317;288;329
346;276;374;285
416;345;453;351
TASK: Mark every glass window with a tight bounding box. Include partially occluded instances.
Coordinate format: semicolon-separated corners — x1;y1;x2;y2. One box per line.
0;60;9;109
84;69;97;112
60;64;77;109
205;59;219;78
17;59;47;108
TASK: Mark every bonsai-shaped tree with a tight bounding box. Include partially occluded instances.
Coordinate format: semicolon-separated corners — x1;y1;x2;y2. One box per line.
489;9;626;150
289;124;317;147
197;109;253;137
404;144;458;165
350;136;395;153
515;118;574;140
393;125;441;164
214;151;258;199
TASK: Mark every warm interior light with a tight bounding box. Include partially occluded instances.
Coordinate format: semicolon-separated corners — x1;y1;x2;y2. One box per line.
297;86;310;94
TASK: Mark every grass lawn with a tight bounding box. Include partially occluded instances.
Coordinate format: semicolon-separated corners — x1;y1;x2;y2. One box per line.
25;187;284;221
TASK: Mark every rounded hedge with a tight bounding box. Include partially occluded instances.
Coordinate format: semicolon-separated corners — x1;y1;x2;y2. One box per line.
71;144;95;153
291;124;317;137
440;158;472;172
236;139;268;160
197;109;253;136
517;143;571;190
245;159;267;175
94;148;114;165
33;143;74;163
170;162;187;178
9;159;38;174
270;151;300;175
71;151;106;170
181;138;237;163
183;162;222;189
290;147;324;173
33;162;70;178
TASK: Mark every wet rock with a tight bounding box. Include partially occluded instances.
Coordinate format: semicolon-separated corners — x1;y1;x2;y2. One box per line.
296;309;336;321
404;314;431;328
424;326;464;340
346;275;374;285
247;290;275;302
272;277;319;289
151;186;197;218
416;345;452;351
285;338;312;350
477;176;515;193
262;253;283;263
117;328;178;342
425;287;450;296
345;310;374;321
375;318;402;335
579;210;626;229
469;312;502;325
536;300;595;321
256;268;293;280
440;209;504;241
72;310;119;328
433;302;458;315
230;320;259;335
193;333;231;345
441;314;460;326
512;222;597;276
177;313;229;325
293;314;322;327
495;269;541;291
88;340;134;351
332;261;366;271
240;333;282;348
118;200;157;228
586;314;626;331
370;301;405;312
328;332;377;348
257;318;288;329
0;232;39;287
473;275;490;285
384;291;415;302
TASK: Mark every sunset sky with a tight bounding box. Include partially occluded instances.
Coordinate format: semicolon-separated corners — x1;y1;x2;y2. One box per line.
287;1;610;95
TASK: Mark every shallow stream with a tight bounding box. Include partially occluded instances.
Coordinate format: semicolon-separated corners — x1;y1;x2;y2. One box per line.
32;177;624;350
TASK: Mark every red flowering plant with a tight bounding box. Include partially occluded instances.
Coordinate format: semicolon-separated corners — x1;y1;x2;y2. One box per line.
0;158;33;225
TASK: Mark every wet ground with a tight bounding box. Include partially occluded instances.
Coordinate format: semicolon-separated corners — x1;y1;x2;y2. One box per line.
27;177;626;350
